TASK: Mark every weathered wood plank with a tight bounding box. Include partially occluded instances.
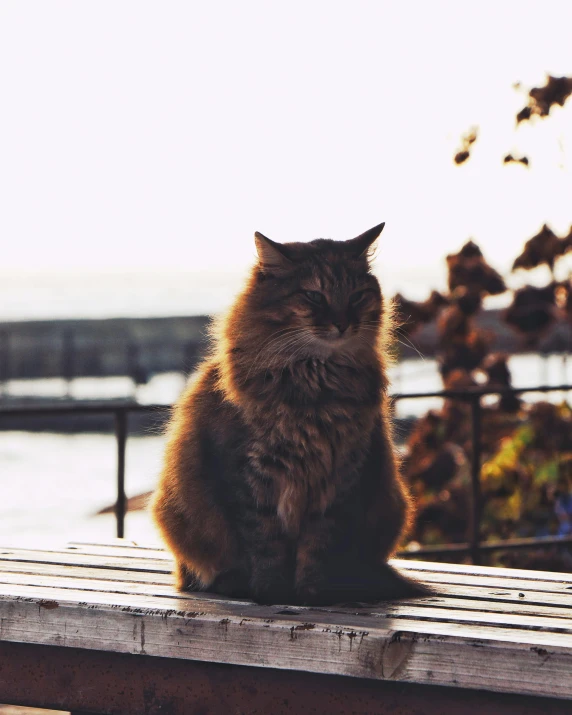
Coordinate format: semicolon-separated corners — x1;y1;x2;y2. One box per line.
3;560;572;611
68;542;572;586
6;545;572;589
69;538;140;547
405;569;572;595
3;581;572;642
395;558;572;583
66;542;171;560
0;558;172;583
1;591;572;698
3;569;572;619
3;548;572;601
0;547;172;573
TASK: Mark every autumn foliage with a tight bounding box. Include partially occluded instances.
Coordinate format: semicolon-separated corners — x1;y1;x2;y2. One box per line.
396;230;572;570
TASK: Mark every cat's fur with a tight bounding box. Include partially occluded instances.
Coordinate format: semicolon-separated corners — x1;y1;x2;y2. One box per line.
151;223;428;605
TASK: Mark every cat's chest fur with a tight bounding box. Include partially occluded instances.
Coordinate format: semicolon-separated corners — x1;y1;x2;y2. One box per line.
241;358;379;535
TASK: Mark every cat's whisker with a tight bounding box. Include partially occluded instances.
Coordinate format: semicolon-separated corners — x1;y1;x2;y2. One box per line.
358;324;423;361
253;326;307;354
243;328;309;382
246;327;307;368
258;331;315;384
289;334;316;364
264;331;311;365
393;328;425;361
282;333;315;363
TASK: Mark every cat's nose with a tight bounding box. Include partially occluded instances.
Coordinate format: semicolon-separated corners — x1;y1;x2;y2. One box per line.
334;321;348;335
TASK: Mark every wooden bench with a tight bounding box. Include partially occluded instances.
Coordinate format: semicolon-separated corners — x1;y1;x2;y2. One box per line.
1;540;572;714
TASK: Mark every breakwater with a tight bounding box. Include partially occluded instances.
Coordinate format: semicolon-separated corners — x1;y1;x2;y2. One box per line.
0;315;209;383
0;311;570;384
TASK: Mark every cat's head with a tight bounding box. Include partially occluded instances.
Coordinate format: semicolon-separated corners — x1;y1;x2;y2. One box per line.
243;223;386;359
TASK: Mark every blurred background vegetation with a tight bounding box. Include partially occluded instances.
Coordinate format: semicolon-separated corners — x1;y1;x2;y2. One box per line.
398;76;572;569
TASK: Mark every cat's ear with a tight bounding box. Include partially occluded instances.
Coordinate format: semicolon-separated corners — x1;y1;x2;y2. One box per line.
254;232;295;275
345;222;385;259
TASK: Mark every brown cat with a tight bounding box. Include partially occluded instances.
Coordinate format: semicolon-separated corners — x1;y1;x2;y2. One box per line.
151;223;428;605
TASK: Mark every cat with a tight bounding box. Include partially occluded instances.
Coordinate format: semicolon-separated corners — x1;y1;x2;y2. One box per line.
150;223;429;605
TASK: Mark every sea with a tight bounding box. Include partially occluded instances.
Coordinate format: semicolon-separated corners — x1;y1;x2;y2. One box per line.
1;272;571;550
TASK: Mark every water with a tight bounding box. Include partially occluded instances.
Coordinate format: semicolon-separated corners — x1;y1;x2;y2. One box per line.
0;271;248;322
0;267;450;323
0;372;186;548
0;431;165;548
2;353;571;549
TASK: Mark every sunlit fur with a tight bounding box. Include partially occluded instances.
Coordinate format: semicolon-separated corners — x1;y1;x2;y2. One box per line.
151;226;427;605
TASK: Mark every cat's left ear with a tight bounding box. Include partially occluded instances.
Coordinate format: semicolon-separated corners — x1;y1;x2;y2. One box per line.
345;222;385;259
254;232;295;275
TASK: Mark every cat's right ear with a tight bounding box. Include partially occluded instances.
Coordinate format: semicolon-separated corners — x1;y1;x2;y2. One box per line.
254;232;294;275
345;222;385;259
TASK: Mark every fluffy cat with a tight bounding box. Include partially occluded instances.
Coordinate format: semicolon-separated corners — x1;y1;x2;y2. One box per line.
151;223;428;605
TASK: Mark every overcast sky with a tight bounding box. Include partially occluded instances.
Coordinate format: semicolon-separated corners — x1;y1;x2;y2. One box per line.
1;1;572;303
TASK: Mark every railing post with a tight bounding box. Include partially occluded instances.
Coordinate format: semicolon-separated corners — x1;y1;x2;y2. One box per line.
114;410;127;539
469;395;482;565
0;331;7;396
62;330;75;399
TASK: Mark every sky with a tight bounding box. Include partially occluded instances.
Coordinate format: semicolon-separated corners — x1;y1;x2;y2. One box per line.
1;0;572;314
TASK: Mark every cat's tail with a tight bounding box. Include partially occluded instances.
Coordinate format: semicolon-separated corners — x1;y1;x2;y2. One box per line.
299;563;434;606
376;562;434;600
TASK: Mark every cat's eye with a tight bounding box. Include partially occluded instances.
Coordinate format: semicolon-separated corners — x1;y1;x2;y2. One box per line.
304;290;325;305
350;290;367;306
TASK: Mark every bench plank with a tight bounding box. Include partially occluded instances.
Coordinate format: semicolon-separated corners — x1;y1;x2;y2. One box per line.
70;541;572;584
403;569;572;595
2;579;572;644
2;588;572;699
4;575;572;632
3;561;572;613
395;558;572;582
66;541;572;584
67;542;171;560
63;542;572;584
2;569;572;619
2;548;572;603
0;547;172;573
2;547;572;596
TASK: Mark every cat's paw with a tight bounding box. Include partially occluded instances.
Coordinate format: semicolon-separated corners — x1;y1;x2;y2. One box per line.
250;574;294;605
175;561;201;592
295;578;374;606
210;569;250;599
294;578;337;607
295;585;334;607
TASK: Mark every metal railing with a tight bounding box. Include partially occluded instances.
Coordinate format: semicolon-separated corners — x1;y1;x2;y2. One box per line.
0;401;170;539
393;383;572;562
1;382;571;563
